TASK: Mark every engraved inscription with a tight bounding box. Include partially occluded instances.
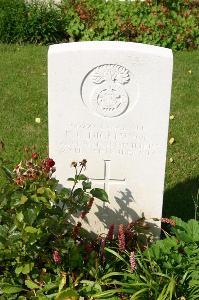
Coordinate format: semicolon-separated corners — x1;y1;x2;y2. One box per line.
82;64;131;118
61;123;162;159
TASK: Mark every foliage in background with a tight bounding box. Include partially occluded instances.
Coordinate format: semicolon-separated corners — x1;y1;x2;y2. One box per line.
0;0;198;50
0;0;66;44
0;0;26;44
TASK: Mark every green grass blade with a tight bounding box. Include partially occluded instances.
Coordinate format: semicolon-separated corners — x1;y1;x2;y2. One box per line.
130;288;148;300
105;248;129;266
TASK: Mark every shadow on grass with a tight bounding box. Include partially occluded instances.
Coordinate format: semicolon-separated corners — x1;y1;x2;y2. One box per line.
163;176;199;221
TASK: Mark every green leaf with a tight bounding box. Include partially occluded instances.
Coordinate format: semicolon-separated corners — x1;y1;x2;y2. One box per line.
22;262;34;274
16;211;24;222
1;166;13;180
31;194;40;203
45;188;56;200
37;187;45;194
186;219;199;242
15;265;23;275
67;178;75;182
55;288;79;300
0;225;9;238
92;288;122;298
101;272;134;281
130;288;148;299
61;188;71;198
25;279;40;290
145;235;178;259
25;226;38;234
90;188;109;202
1;283;24;294
82;180;91;190
156;277;176;300
104;248;128;266
59;274;66;292
73;188;83;198
24;207;40;225
41;282;58;292
76;174;87;181
37;295;49;300
172;218;199;242
21;195;28;204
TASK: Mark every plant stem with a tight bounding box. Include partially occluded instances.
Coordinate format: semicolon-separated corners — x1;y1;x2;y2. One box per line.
70;165;84;197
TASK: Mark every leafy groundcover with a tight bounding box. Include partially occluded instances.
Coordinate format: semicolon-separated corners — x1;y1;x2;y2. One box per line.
0;149;199;299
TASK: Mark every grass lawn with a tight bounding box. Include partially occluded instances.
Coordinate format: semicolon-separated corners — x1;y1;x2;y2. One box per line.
0;44;198;220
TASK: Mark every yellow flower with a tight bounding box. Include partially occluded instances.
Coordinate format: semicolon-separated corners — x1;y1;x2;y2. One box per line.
35;118;41;124
169;137;175;145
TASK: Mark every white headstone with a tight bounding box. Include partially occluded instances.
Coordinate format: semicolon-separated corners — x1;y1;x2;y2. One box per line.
48;41;173;236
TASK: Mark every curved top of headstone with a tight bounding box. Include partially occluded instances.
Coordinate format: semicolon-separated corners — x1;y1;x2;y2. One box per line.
48;41;172;59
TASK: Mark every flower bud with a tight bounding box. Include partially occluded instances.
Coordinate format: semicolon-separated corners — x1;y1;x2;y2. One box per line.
52;250;61;264
47;158;55;168
32;152;39;159
106;224;114;241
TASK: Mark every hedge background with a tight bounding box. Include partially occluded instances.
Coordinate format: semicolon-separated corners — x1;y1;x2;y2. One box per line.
0;0;198;50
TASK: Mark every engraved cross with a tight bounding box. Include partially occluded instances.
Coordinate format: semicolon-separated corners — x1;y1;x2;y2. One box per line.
90;160;126;195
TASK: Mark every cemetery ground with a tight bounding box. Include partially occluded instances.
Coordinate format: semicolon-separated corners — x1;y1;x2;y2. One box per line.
0;44;198;221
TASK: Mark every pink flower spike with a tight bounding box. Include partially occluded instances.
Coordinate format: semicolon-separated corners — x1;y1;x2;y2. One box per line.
106;224;114;241
130;251;136;272
118;224;125;251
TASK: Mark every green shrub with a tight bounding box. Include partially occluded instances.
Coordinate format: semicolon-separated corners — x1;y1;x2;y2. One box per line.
0;0;27;43
0;0;198;49
25;1;67;44
90;217;199;299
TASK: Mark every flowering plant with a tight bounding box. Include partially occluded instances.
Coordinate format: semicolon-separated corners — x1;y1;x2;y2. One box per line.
0;149;198;299
0;151;109;298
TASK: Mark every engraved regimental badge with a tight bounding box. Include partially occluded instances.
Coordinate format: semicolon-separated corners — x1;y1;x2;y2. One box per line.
81;64;131;118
